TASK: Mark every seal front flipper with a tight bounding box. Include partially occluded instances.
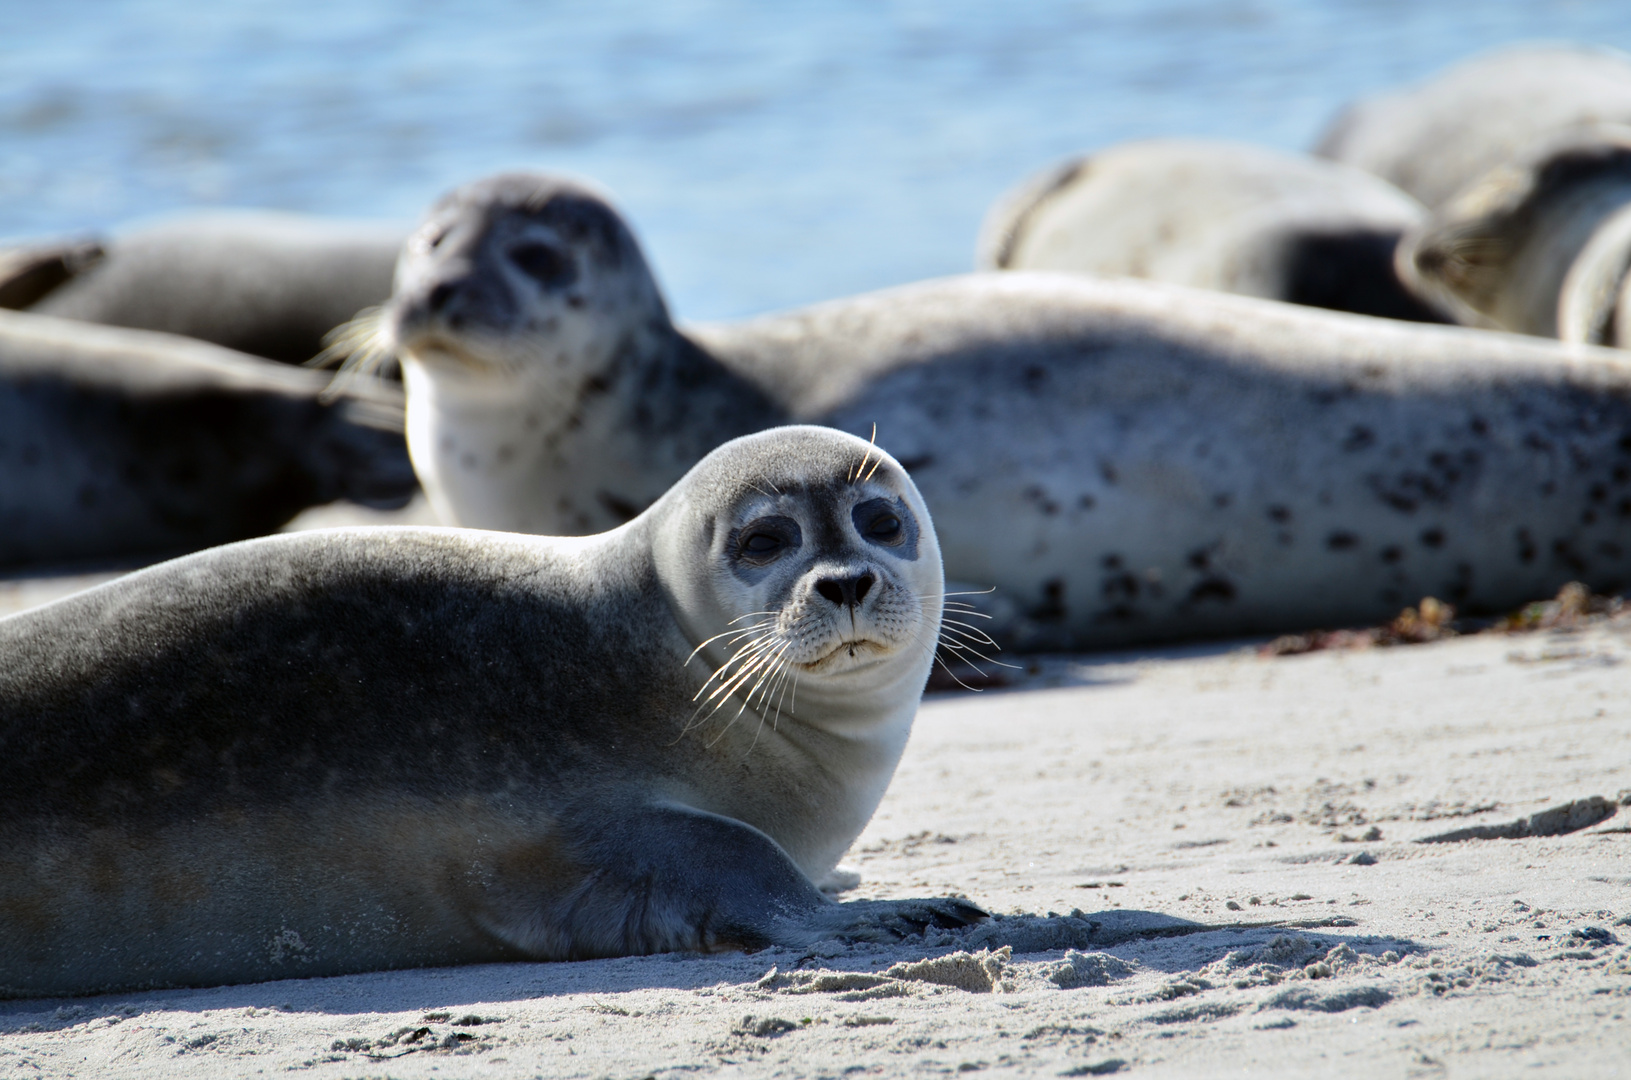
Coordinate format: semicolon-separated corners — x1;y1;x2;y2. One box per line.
470;802;985;960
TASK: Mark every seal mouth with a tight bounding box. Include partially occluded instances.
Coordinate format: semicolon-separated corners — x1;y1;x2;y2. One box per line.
395;334;514;376
798;638;895;674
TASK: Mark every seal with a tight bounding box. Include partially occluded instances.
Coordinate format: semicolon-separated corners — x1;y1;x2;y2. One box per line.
346;171;1631;651
0;210;404;366
1315;44;1631;210
0;425;984;999
977;138;1443;323
1396;124;1631;345
0;308;416;570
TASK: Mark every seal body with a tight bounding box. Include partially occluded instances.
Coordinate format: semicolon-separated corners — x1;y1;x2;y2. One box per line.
0;426;978;999
0;309;415;569
368;173;1631;650
1316;44;1631;210
0;211;404;365
978;138;1443;323
1398;125;1631;345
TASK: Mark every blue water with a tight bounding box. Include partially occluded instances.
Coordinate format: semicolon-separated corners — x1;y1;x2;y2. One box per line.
4;1;1631;321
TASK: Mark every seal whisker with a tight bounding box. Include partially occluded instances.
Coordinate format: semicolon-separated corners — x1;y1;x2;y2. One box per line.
690;633;782;703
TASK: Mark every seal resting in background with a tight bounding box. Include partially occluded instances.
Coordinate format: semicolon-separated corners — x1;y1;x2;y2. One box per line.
1315;44;1631;210
0;426;982;999
1397;124;1631;346
0;210;404;366
977;138;1443;323
341;171;1631;650
0;308;415;570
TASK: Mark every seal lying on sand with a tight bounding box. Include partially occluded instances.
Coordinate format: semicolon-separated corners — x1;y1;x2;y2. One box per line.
344;172;1631;650
1316;44;1631;210
0;426;983;999
0;211;403;365
978;138;1443;323
0;309;415;570
1397;125;1631;345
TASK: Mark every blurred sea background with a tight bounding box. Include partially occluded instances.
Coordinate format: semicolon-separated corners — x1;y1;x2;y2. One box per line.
4;1;1631;322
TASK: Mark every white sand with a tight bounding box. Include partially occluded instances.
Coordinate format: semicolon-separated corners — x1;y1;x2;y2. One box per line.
2;560;1629;1077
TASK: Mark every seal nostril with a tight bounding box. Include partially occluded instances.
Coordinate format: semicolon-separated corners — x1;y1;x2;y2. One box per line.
815;579;846;607
815;574;873;608
854;573;874;603
427;282;456;313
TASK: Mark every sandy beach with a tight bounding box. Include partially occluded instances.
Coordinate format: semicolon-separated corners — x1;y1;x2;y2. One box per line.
2;559;1627;1078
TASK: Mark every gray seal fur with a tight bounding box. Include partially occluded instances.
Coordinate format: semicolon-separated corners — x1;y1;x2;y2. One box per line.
361;171;1631;650
0;425;981;999
1398;124;1631;345
0;308;415;570
978;138;1444;323
1316;44;1631;210
0;211;404;365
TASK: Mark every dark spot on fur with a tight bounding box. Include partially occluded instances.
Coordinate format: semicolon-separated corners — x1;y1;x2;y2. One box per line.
1100;462;1118;485
1101;572;1140;603
1078;494;1095;510
1033;578;1067;622
566;295;585;309
1379;545;1403;564
524;414;540;431
496;445;515;463
1516;529;1537;565
1023;485;1060;516
1024;365;1048;390
1583;508;1599;525
1420;528;1445;549
1469;417;1489;437
1102;554;1122;570
1326;531;1359;551
1618;433;1631;454
1342;426;1376;452
1187;578;1236;603
1187;549;1210;570
1554;539;1588;574
1267;505;1291;523
1212;493;1232;509
1590;483;1608;503
1526;433;1553;453
1598;541;1624;560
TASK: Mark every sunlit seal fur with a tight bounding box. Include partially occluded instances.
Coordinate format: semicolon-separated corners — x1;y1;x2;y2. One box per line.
0;308;414;570
1398;125;1631;345
348;171;1631;651
0;426;983;999
978;138;1443;322
0;211;404;365
1316;44;1631;210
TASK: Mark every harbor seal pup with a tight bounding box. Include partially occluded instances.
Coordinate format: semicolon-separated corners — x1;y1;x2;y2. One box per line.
0;211;404;365
0;425;983;999
1316;44;1631;209
977;138;1443;323
348;171;1631;651
0;308;415;570
1397;125;1631;344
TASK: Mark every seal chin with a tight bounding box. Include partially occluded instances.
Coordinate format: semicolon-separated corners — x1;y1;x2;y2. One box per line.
798;638;897;675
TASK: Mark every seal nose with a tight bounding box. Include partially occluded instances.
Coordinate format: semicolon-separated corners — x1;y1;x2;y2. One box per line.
815;572;875;608
427;281;458;314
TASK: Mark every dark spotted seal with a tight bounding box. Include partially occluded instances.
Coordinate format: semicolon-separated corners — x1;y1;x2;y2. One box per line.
342;171;1631;650
0;425;982;999
0;308;414;570
978;138;1443;323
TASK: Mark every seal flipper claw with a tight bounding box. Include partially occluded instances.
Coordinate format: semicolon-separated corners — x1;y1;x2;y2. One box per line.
783;897;990;947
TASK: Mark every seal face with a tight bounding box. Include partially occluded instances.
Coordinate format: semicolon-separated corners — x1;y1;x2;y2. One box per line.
1398;125;1631;343
978;138;1444;323
345;171;1631;652
0;425;981;999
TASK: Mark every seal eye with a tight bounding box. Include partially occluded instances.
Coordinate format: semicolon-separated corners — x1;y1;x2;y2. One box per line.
510;242;578;289
852;498;913;550
732;515;802;567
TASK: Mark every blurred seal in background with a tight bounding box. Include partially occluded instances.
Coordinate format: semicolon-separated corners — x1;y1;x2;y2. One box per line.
0;211;405;366
1316;43;1631;210
977;138;1443;323
0;309;415;570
